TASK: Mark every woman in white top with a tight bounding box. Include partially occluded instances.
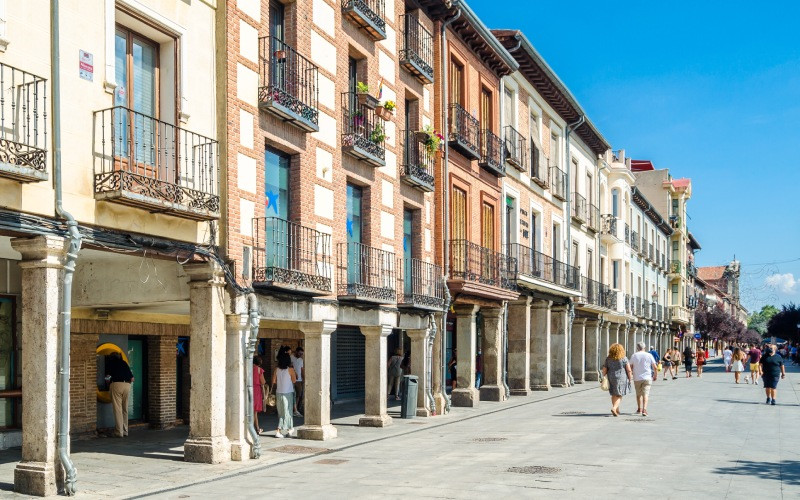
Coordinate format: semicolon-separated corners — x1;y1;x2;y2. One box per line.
723;346;733;372
272;350;297;438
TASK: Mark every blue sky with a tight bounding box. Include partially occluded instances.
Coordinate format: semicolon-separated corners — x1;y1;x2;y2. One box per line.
470;0;800;313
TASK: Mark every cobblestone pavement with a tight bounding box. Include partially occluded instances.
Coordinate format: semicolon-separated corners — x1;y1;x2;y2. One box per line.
3;357;799;498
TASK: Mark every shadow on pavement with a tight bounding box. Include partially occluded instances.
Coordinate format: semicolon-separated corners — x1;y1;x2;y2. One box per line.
713;460;800;486
553;413;609;417
714;399;766;405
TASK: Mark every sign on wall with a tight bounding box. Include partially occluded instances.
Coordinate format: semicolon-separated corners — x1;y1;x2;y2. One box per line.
79;50;93;81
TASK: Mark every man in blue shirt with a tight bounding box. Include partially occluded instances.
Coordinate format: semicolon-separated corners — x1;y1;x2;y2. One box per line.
649;346;660;363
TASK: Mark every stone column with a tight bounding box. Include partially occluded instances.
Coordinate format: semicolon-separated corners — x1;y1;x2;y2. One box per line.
224;314;250;461
507;297;531;396
183;262;230;464
584;320;600;381
407;328;431;416
614;324;621;345
11;236;65;496
550;304;569;388
360;324;393;427
530;299;552;390
626;326;636;357
479;307;506;401
601;322;611;361
451;304;479;407
571;318;586;384
432;314;446;415
297;321;337;440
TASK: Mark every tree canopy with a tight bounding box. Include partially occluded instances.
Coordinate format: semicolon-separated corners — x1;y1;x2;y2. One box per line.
747;304;779;336
695;302;746;341
766;303;800;343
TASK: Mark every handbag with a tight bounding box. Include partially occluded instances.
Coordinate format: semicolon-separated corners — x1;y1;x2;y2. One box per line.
600;375;610;391
265;385;276;407
657;362;663;372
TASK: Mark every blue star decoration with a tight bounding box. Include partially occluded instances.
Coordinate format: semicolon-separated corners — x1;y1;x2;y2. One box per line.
346;218;354;236
265;190;280;215
403;236;409;252
176;338;188;356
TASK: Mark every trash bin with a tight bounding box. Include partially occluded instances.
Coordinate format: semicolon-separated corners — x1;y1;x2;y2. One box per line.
400;375;418;419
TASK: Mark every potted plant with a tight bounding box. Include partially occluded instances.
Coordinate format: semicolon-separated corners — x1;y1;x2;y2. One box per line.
351;110;365;129
369;123;386;144
376;100;396;119
356;81;378;109
273;48;287;60
417;124;443;155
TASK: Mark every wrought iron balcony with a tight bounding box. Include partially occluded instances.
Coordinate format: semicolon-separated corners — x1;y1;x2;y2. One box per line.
505;244;580;290
0;63;48;182
635;296;642;317
398;258;445;311
530;146;549;188
578;276;614;309
656;249;661;269
641;237;649;258
448;103;480;160
342;0;387;40
571;192;587;223
93;106;219;220
259;37;319;132
449;239;516;291
479;129;505;176
624;293;632;314
550;165;567;200
631;231;639;251
399;14;433;84
342;92;385;167
601;215;618;239
337;242;396;304
648;243;654;262
658;305;663;322
669;260;681;276
401;129;435;192
662;254;666;270
624;223;630;244
642;299;650;319
651;301;657;319
503;125;526;171
252;217;332;295
587;204;600;233
686;261;697;278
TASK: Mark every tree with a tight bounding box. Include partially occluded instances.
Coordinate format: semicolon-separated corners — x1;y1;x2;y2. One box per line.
748;305;779;336
695;302;742;341
766;303;800;343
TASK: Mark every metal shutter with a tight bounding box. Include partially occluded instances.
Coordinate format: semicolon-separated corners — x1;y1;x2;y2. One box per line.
332;328;365;402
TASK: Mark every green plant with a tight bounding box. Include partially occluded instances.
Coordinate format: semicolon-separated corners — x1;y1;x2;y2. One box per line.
420;124;443;155
356;81;369;93
383;100;396;111
370;123;386;143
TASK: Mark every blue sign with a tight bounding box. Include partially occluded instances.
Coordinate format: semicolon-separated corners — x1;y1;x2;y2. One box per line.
693;333;702;340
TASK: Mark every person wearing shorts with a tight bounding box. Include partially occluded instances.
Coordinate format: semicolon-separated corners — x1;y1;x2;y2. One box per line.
630;342;658;417
748;344;761;385
759;345;785;405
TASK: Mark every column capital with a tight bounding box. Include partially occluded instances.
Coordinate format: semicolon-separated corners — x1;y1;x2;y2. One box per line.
226;313;249;331
405;328;429;340
184;261;225;286
11;235;66;269
299;320;337;337
360;324;393;337
551;303;568;313
452;303;479;317
531;299;552;311
481;307;504;320
586;319;600;327
573;317;588;325
510;296;533;307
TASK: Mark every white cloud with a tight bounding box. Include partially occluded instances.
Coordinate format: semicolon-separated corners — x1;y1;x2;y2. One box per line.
765;273;799;294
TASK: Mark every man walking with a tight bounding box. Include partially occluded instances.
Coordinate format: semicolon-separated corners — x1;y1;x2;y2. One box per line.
748;343;761;385
630;342;657;417
106;352;134;437
291;346;305;416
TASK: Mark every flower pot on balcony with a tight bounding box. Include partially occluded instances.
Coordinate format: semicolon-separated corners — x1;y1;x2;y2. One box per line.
273;50;287;60
415;131;429;143
357;92;379;110
375;106;394;120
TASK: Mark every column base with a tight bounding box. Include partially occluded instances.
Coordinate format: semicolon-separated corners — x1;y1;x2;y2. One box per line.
434;393;447;415
14;461;56;497
510;388;530;396
451;387;479;407
584;372;599;382
297;424;338;440
550;383;568;388
359;414;393;427
184;435;231;464
415;407;431;417
530;384;551;391
229;440;251;462
573;378;585;384
479;384;507;402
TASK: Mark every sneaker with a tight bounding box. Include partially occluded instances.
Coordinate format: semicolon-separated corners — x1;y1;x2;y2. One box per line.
672;377;677;380
766;397;771;404
635;408;642;414
755;380;759;386
288;428;297;438
275;431;284;438
771;399;776;406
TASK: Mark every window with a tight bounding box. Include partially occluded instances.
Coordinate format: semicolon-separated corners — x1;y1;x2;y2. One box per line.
505;196;515;248
586;174;593;206
611;189;619;217
403;209;414;296
451;186;467;241
0;296;19;428
346;184;362;245
269;0;285;40
450;59;463;106
672;240;679;260
265;147;290;220
480;87;492;131
672;198;679;217
481;202;495;250
550;133;559;167
572;241;579;270
503;87;514;127
531;212;538;253
552;224;560;259
612;260;619;289
571;159;579;193
587;248;593;280
672;283;679;305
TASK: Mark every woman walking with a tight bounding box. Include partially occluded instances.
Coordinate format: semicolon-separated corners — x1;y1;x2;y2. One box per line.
759;345;786;405
253;356;266;434
661;348;676;380
683;345;695;378
696;347;707;378
731;347;746;383
601;343;632;417
271;351;297;438
723;346;733;372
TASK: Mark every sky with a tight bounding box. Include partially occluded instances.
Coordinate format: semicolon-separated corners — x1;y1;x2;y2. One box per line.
470;0;800;314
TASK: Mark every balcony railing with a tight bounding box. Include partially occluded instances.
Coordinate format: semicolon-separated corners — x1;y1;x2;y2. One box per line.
401;129;435;192
503;125;526;171
641;237;649;258
550;165;567;200
93;106;219;220
259;37;319;132
571;192;587;222
449;239;516;290
342;0;387;40
505;244;580;290
530;147;548;188
624;293;632;314
0;63;48;182
337;242;396;303
399;14;433;84
252;217;331;294
579;277;614;308
624;223;630;244
635;296;642;317
448;103;480;160
656;249;661;269
687;261;697;278
479;129;505;176
587;204;600;232
601;215;618;238
642;300;650;319
651;301;657;319
658;305;663;322
342;92;385;167
648;243;654;262
670;260;681;275
631;231;640;251
398;258;445;310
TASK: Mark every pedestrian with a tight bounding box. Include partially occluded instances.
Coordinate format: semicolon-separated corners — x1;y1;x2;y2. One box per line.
253;356;266;434
106;352;134;438
387;348;404;400
731;347;746;383
291;347;304;417
271;350;297;438
682;345;694;378
759;344;786;405
696;346;707;378
475;349;483;389
630;342;658;416
601;343;632;417
790;343;798;366
747;343;761;385
448;351;457;391
661;348;677;380
649;346;660;364
723;345;733;372
401;351;411;375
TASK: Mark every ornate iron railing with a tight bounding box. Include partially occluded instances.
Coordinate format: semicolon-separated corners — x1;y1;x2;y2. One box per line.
448;103;480;159
624;223;630;244
624;293;632;314
641;236;649;258
571;192;587;222
342;91;385;166
401;129;435;192
631;231;640;251
643;299;651;319
635;296;642;317
342;0;387;40
651;301;657;319
259;37;319;132
670;260;681;275
580;276;614;308
252;217;331;293
479;129;505;176
399;14;433;84
588;204;600;232
550;165;566;200
686;261;697;278
503;125;526;171
0;63;48;180
649;243;654;262
505;244;580;290
449;239;516;290
398;258;445;310
337;242;396;302
530;146;548;188
93;106;219;219
601;215;618;238
658;305;663;322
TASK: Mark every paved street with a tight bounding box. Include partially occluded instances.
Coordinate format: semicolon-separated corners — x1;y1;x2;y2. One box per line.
3;357;799;499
